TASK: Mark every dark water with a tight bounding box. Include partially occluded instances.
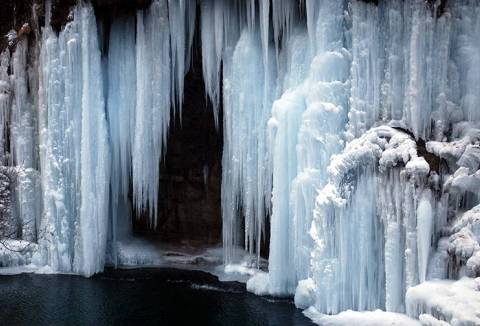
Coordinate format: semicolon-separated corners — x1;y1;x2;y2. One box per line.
0;268;314;326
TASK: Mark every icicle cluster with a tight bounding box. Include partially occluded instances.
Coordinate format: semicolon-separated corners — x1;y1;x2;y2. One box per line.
36;2;110;276
246;1;480;321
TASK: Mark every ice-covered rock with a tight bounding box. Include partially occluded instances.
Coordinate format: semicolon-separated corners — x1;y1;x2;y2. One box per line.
448;205;480;277
406;277;480;326
294;278;316;309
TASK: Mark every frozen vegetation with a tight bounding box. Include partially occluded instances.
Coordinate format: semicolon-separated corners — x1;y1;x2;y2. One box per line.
0;0;480;324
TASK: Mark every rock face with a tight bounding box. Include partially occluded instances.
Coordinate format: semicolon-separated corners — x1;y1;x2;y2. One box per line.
0;1;153;50
0;0;37;51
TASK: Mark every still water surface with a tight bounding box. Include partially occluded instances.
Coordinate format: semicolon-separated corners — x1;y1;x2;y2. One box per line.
0;268;314;326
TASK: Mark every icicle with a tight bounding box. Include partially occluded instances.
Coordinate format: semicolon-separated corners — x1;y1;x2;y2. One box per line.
450;1;480;122
221;25;277;265
271;0;296;59
259;0;270;65
347;0;452;141
10;38;35;169
305;0;317;55
416;190;433;283
0;50;11;164
184;0;197;70
168;0;196;115
246;0;256;31
200;0;223;126
132;0;171;228
347;1;382;140
107;15;136;266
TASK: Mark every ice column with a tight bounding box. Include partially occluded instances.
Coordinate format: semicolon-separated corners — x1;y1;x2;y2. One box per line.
416;190;433;283
267;0;349;296
38;2;110;276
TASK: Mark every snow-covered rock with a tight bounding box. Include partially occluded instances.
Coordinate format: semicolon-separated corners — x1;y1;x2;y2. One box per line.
304;307;421;326
406;277;480;326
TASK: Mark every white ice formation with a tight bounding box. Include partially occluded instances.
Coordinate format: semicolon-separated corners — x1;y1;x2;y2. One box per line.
0;0;480;324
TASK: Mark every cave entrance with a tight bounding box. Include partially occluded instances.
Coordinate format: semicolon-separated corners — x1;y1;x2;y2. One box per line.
130;39;223;249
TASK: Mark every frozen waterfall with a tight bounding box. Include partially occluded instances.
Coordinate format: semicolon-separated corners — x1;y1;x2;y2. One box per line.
1;0;480;324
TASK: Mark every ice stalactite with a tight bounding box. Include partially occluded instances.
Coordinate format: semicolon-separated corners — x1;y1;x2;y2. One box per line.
106;15;136;265
0;50;10;163
217;0;287;266
221;28;277;265
347;0;453;141
200;0;223;126
452;1;480;123
168;0;197;115
259;0;270;64
132;0;171;228
10;38;36;169
37;2;110;276
106;0;197;233
271;0;298;59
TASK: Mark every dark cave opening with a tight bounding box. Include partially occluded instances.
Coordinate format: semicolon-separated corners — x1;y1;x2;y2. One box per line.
129;13;223;248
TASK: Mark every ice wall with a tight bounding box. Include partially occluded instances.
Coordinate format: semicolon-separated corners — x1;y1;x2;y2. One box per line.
302;0;480;318
244;0;480;319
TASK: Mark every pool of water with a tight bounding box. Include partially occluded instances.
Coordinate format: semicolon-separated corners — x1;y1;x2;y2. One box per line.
0;268;314;326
